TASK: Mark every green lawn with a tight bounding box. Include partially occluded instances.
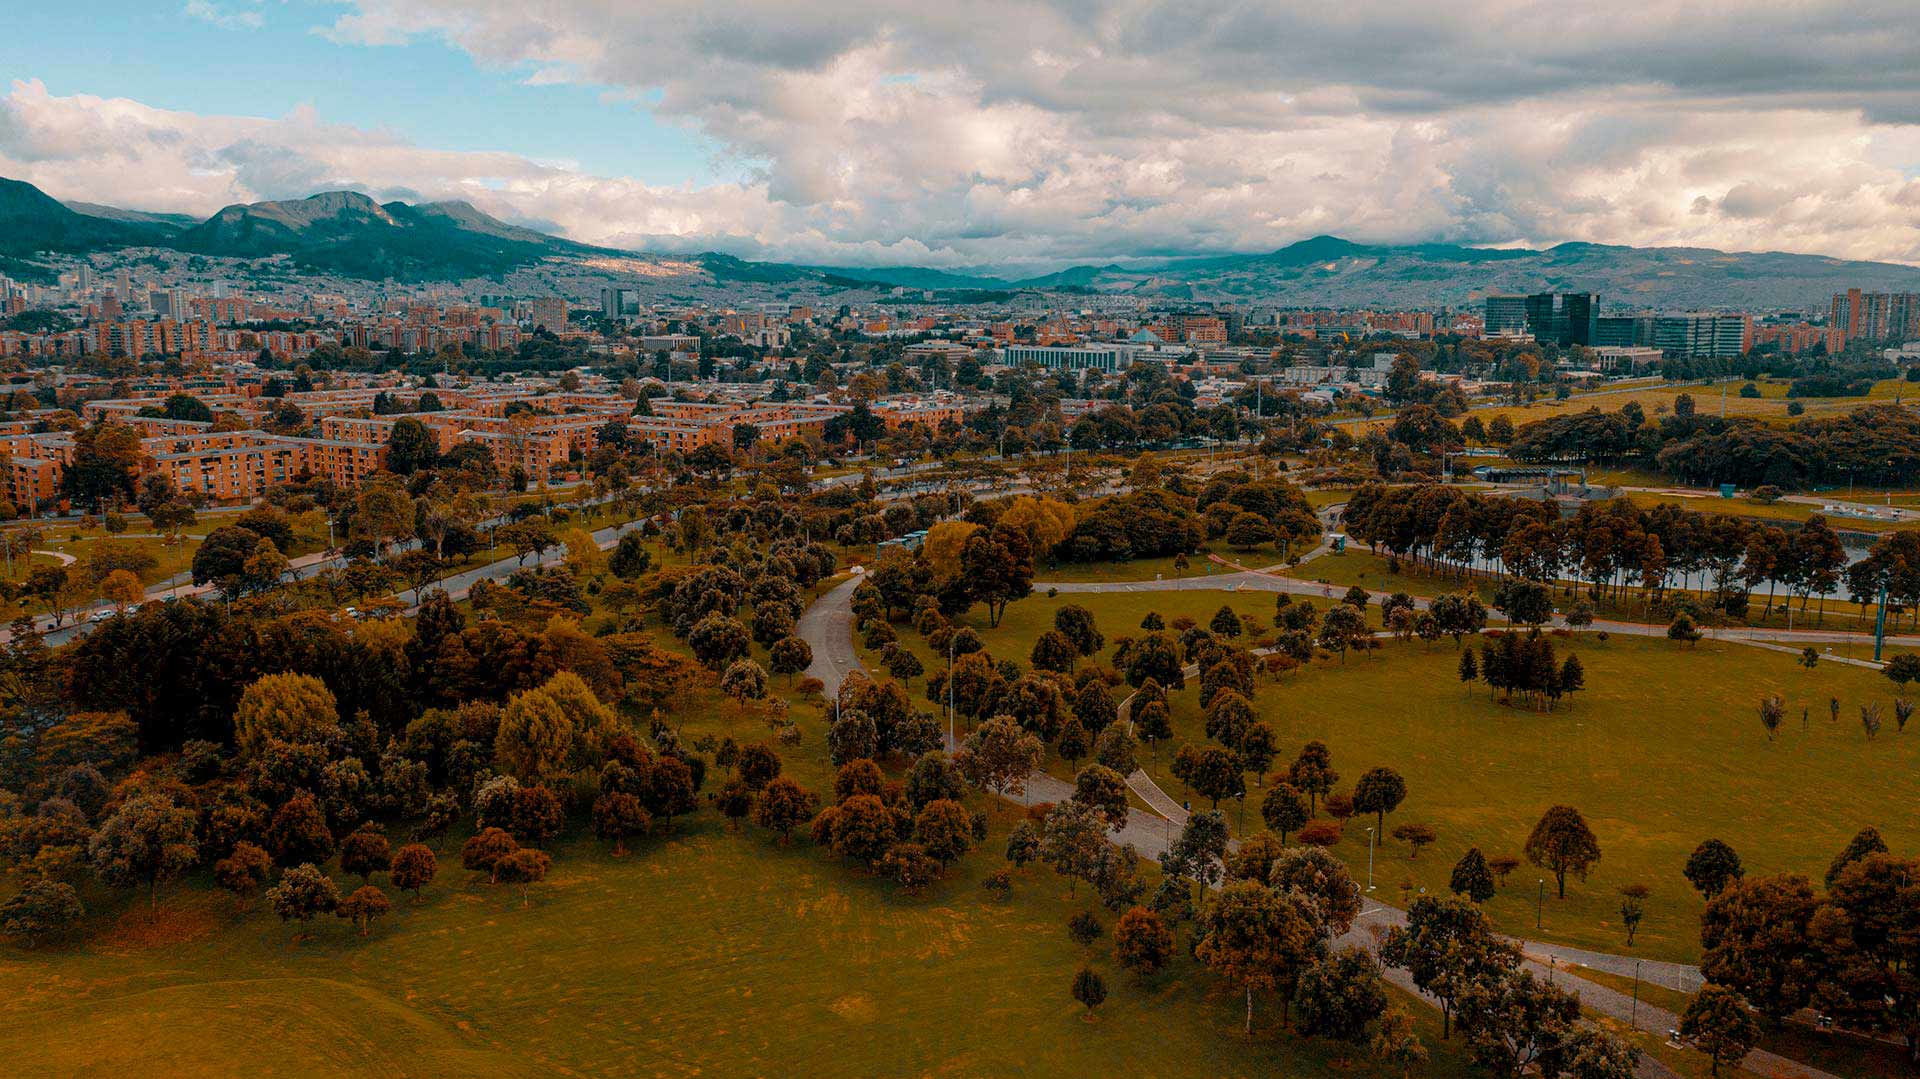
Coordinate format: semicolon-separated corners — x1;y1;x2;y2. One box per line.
1222;634;1920;962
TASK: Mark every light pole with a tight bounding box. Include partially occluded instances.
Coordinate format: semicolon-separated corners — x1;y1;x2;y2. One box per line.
1365;826;1376;891
1631;959;1641;1027
1535;879;1545;929
945;635;956;749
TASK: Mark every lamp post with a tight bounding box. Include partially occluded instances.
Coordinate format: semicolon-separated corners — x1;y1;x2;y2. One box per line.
1365;826;1376;891
1535;879;1546;929
1631;959;1642;1027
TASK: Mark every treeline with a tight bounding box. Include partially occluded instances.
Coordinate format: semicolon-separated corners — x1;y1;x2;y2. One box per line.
1502;401;1920;490
1344;484;1849;616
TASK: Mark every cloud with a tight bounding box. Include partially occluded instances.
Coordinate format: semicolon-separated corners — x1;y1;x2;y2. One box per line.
13;0;1920;271
181;0;263;31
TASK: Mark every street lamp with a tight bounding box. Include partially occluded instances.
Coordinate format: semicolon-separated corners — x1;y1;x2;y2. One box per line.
1535;879;1546;929
1365;826;1376;891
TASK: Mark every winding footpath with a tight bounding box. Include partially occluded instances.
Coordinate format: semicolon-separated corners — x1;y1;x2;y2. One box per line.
796;558;1859;1079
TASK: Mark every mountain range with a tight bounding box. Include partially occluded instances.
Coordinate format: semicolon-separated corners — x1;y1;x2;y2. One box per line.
4;176;1918;308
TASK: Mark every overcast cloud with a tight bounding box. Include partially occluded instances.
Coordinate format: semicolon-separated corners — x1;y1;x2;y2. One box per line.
6;1;1920;270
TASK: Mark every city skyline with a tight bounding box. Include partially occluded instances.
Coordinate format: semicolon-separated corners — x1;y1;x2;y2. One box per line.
3;2;1919;274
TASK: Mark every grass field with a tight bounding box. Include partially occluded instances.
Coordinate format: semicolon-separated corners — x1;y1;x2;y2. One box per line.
1213;634;1920;962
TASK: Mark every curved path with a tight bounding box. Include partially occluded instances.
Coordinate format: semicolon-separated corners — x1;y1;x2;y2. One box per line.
797;566;1851;1079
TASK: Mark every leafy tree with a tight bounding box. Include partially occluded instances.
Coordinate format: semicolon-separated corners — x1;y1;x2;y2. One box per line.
1194;880;1320;1034
267;793;335;866
1680;984;1761;1076
1067;910;1104;949
1071;764;1129;828
495;848;552;907
752;777;818;844
389;843;437;902
608;532;653;580
1092;724;1137;776
1450;847;1496;903
1287;740;1337;812
268;863;341;933
1262;783;1310;843
1370;1007;1429;1079
1114;906;1173;979
1029;629;1077;673
913;799;975;867
1699;873;1823;1024
769;636;814;681
1187;745;1245;808
1525;804;1601;898
1826;825;1887;886
1457;648;1478;691
89;794;199;911
956;716;1045;800
338;825;393;881
214;841;273;911
1351;766;1407;832
1295;947;1389;1044
495;688;576;783
1684;839;1744;899
1054;604;1104;660
688;613;751;671
1391;822;1435;858
338;884;392;937
234;672;340;757
1382;895;1517;1039
461;827;520;884
1455;968;1580;1078
593;792;652;855
0;879;84;948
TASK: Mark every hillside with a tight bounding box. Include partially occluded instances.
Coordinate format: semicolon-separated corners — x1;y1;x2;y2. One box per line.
172;191;620;281
0;178;171;259
993;236;1920;309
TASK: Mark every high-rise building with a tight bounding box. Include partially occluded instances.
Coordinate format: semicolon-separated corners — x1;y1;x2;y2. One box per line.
1653;314;1751;359
530;297;569;332
1830;288;1920;348
599;287;639;321
1595;315;1653;347
1519;292;1600;347
1484;295;1529;335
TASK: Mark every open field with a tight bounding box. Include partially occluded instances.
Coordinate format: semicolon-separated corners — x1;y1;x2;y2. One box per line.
1219;634;1920;962
0;820;1472;1078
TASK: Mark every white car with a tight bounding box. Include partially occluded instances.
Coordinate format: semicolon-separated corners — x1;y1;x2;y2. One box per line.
87;609;115;624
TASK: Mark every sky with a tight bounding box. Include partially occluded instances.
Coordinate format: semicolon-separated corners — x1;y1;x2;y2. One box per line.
3;0;1920;272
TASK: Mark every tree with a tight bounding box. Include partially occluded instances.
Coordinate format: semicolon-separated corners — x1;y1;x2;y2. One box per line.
1684;839;1744;899
1317;604;1368;662
0;879;83;948
1068;910;1104;949
1054;604;1104;660
1680;984;1760;1076
1826;826;1887;886
214;841;273;911
338;884;392;937
1295;947;1389;1045
1351;766;1407;832
1262;783;1310;844
1758;695;1784;741
1455;969;1580;1078
495;848;552;907
389;844;437;902
1071;966;1108;1020
1114;906;1173;979
1391;822;1436;859
268;863;341;934
720;658;769;711
1450;847;1496;903
1458;648;1478;692
267;793;335;865
234;672;341;757
1030;629;1077;673
608;532;653;580
385;417;439;475
1382;895;1517;1039
1195;881;1321;1034
88;794;199;911
461;827;520;884
1699;873;1823;1024
913;799;975;867
495;688;576;783
100;568;143;612
1370;1007;1429;1079
338;825;393;881
1287;740;1338;812
956;716;1045;800
1618;883;1649;946
1668;611;1703;647
1187;745;1245;808
748;777;812;845
769;636;814;681
1525;804;1601;898
593;792;652;855
1885;653;1920;688
688;613;751;671
1071;764;1130;829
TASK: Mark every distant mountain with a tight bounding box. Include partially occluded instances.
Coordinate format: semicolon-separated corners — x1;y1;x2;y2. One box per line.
61;201;199;232
173;191;619;281
995;235;1920;309
0;178;172;259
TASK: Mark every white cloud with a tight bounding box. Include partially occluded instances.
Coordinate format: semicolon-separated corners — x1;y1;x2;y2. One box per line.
181;0;263;31
14;0;1920;271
